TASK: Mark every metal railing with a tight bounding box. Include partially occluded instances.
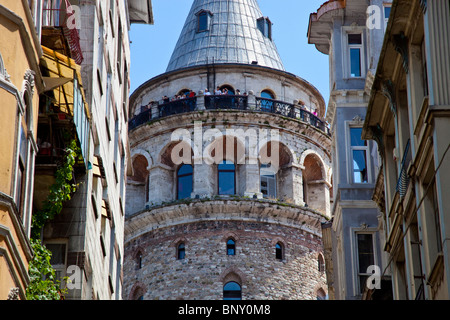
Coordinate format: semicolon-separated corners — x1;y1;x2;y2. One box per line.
256;97;329;134
396;139;411;198
42;0;83;64
205;95;248;110
129;95;330;136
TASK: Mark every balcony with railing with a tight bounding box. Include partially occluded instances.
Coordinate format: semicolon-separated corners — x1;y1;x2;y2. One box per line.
37;46;90;170
41;0;83;64
129;93;330;135
396;139;412;198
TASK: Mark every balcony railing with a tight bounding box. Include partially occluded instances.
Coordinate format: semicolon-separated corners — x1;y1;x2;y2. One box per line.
129;95;330;136
205;95;248;110
256;97;328;133
42;0;83;64
396;139;411;198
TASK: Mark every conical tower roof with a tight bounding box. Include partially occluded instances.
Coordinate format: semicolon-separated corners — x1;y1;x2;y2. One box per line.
166;0;285;72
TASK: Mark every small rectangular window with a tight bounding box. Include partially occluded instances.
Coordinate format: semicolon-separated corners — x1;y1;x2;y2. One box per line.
384;5;392;30
348;34;362;45
356;233;375;293
257;17;272;40
349;127;369;183
197;11;211;32
350;48;362;77
347;33;363;78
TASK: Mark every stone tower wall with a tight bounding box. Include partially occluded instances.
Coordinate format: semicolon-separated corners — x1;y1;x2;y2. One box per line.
124;218;326;300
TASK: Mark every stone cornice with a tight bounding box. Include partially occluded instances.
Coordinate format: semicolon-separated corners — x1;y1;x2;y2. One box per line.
125;198;328;243
129;110;332;158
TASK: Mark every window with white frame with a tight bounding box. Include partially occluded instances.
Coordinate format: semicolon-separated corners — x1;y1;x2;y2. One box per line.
344;30;365;78
349;126;370;183
356;233;375;294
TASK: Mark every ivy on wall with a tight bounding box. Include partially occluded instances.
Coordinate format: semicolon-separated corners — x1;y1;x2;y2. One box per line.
26;139;81;300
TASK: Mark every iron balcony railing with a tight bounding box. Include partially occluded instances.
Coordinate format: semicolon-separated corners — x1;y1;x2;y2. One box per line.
256;97;329;134
396;139;412;198
42;0;83;64
205;95;248;110
129;95;330;136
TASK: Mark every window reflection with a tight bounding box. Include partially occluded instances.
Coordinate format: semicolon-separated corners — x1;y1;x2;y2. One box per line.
218;160;235;195
177;164;193;199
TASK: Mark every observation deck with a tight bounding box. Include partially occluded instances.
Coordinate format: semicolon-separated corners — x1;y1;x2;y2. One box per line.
129;91;330;136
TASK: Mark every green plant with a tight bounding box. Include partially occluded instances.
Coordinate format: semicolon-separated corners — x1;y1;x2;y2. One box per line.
26;239;67;300
27;138;80;299
31;139;80;239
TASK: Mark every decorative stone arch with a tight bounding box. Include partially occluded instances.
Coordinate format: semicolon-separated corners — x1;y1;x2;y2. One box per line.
132;246;146;270
299;149;327;179
129;282;147;300
314;284;328;300
221;231;240;243
271;236;288;261
317;252;325;272
148;140;195;203
220;266;246;284
202;134;246;195
131;149;153;170
259;141;297;203
158;139;194;168
203;133;246;165
299;150;331;216
171;237;188;260
128;151;151;210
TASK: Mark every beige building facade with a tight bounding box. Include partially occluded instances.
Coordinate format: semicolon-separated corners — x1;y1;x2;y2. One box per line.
0;0;44;299
362;0;450;299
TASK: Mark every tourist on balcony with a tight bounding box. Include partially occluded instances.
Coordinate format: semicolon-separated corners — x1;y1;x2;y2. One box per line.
215;86;222;95
205;88;211;95
163;95;170;104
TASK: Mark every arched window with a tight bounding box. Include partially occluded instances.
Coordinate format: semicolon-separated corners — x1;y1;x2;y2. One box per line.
318;253;325;272
260;90;275;112
177;164;193;200
218;160;235;195
227;238;236;255
135;251;143;270
223;281;242;300
317;288;327;300
261;90;275;100
275;242;283;260
177;89;191;97
260;163;276;199
219;85;235;95
177;243;185;260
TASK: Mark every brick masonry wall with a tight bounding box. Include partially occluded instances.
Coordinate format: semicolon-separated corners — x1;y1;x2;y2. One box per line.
123;219;327;300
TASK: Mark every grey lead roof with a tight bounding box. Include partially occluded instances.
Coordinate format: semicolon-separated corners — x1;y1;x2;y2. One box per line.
166;0;285;72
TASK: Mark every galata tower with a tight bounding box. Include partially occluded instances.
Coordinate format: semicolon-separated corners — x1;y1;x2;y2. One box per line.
123;0;332;300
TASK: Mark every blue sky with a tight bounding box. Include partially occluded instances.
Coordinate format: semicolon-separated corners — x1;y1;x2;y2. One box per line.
129;0;330;106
